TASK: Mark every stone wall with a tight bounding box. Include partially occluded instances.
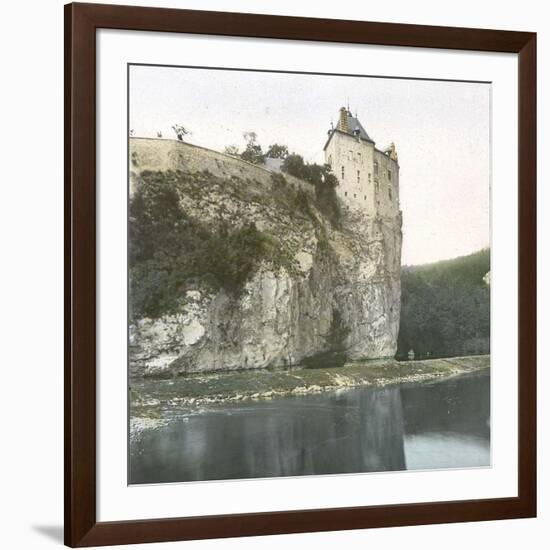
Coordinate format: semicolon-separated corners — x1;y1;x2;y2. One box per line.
129;137;309;196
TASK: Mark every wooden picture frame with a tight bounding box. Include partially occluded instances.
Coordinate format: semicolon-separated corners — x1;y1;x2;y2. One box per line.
65;2;537;546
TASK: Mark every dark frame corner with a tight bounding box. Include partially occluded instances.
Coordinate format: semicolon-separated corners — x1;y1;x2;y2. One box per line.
64;2;536;547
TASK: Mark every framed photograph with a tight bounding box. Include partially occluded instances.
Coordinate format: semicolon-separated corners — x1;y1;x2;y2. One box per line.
65;2;537;547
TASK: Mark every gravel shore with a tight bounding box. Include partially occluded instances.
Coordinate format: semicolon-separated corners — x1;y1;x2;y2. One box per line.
130;355;490;423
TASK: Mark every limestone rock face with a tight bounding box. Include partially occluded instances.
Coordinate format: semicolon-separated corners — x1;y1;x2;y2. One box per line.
129;139;402;376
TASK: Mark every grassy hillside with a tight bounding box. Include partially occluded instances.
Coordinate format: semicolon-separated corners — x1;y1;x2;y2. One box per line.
397;249;490;360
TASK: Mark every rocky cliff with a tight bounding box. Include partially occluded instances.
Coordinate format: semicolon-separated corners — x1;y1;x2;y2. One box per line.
129;138;402;377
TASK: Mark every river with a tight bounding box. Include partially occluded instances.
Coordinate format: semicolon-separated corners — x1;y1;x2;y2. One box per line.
129;368;490;484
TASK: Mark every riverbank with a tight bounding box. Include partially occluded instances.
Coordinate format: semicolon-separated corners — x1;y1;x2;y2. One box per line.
130;355;490;424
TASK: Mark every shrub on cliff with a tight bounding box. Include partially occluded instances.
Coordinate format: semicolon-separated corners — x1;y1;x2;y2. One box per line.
282;154;341;228
204;221;290;292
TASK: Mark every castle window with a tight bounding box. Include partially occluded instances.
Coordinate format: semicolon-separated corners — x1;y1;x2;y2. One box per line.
357;170;360;183
368;173;371;182
374;161;378;175
328;155;332;167
357;152;362;161
364;195;367;200
348;151;353;161
344;191;348;197
354;194;356;198
341;166;345;179
388;169;392;181
388;187;393;201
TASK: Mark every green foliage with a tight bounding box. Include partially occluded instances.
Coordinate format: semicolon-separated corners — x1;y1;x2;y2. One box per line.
129;170;288;319
289;188;313;218
270;172;287;187
281;153;308;180
266;143;289;159
314;171;341;229
269;173;312;221
240;131;265;165
282;153;341;228
203;222;289;292
397;249;490;359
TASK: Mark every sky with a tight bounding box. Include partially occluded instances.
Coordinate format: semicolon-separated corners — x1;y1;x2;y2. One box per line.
129;65;490;266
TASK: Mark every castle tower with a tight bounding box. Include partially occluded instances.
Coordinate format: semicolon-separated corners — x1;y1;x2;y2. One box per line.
324;107;400;218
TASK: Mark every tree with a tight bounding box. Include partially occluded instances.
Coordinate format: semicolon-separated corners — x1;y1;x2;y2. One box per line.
266;143;289;159
396;249;491;360
281;153;307;179
172;124;190;141
223;144;240;157
240;131;264;164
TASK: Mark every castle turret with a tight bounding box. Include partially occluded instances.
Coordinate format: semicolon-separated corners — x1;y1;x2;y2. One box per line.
324;107;399;218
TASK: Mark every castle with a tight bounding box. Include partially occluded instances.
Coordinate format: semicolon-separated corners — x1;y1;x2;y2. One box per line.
129;109;403;375
324;107;400;218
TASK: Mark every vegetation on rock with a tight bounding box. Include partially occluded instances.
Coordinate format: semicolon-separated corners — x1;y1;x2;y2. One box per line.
281;153;342;228
221;135;341;228
129;170;292;319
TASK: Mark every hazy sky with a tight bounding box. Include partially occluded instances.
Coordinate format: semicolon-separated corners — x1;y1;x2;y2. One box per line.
129;65;490;265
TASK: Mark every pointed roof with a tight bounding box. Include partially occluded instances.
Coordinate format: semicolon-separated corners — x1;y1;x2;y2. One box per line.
323;108;375;150
346;111;372;142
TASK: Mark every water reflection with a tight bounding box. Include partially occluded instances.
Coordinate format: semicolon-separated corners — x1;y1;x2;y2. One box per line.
130;369;489;484
401;372;490;470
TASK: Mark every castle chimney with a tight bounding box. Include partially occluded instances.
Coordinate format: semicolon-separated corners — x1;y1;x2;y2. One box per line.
339;107;349;133
389;142;398;162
